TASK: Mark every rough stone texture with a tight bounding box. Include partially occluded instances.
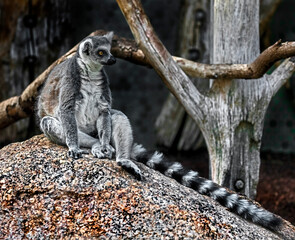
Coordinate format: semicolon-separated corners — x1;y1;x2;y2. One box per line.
0;135;294;239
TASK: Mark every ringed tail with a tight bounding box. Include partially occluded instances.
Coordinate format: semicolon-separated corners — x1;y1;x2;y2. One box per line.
131;144;282;231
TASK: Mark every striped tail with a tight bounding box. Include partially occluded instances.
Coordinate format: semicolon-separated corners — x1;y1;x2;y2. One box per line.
131;144;282;231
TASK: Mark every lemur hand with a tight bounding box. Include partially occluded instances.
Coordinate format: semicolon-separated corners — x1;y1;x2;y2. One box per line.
91;142;115;159
68;147;88;159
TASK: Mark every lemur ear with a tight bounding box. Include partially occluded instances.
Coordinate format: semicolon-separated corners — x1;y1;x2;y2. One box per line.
104;31;114;43
82;40;92;55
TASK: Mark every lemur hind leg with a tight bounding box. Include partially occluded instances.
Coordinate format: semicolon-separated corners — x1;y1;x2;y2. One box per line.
110;110;142;180
40;116;99;149
40;116;65;145
92;110;115;159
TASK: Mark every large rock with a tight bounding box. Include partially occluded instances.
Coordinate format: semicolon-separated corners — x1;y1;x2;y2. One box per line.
0;135;294;239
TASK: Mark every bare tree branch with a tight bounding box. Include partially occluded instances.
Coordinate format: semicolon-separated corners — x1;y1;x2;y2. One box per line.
1;29;295;130
175;41;295;79
267;57;295;96
116;0;207;127
112;33;295;80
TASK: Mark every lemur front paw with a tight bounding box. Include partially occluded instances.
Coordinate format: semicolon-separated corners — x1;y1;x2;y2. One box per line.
68;147;88;159
91;143;115;159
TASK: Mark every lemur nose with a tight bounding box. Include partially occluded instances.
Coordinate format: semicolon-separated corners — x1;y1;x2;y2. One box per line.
107;55;116;65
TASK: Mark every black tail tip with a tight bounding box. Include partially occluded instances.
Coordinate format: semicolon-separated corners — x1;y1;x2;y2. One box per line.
266;215;283;232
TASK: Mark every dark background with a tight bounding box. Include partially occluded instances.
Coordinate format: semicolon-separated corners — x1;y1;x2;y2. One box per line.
1;0;295;152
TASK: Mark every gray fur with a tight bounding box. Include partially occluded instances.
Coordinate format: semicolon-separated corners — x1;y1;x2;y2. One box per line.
198;180;215;194
37;33;142;179
146;152;164;168
225;193;239;209
165;162;183;177
131;144;147;159
211;187;228;200
181;170;198;186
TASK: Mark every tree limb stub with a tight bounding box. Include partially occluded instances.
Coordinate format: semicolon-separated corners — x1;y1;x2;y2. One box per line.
1;29;295;130
112;32;295;80
175;40;295;79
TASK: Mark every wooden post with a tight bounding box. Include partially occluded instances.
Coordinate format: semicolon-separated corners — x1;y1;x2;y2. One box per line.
205;0;269;198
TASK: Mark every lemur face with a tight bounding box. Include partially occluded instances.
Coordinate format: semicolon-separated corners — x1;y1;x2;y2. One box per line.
79;32;116;66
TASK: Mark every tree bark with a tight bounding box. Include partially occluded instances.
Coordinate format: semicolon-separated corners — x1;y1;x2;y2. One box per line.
116;0;295;199
1;29;295;133
156;0;283;151
0;0;70;146
205;0;295;198
155;0;209;150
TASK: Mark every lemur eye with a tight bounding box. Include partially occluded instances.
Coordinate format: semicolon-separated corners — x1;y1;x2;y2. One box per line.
98;50;104;56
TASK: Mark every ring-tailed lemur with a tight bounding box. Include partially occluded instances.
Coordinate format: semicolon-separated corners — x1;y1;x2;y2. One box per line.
38;32;142;180
37;32;282;231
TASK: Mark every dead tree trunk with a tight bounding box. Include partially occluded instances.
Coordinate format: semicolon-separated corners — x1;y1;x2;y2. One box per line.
155;0;210;151
205;0;265;198
116;0;295;198
156;0;283;151
199;0;295;198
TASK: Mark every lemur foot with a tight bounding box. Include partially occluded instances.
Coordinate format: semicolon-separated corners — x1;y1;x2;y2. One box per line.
91;143;115;159
117;158;142;180
68;147;88;159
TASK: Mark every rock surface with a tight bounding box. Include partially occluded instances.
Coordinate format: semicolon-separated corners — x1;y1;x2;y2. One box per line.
0;135;294;239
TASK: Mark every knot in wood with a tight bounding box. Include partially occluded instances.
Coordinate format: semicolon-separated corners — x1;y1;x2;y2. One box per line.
188;48;201;61
235;180;244;190
195;9;206;24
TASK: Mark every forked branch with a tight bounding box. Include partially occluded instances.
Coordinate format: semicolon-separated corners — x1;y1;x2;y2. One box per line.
113;35;295;80
116;0;206;126
1;30;295;129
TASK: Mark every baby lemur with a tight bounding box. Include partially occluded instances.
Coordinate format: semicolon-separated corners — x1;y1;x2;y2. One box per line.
37;32;281;231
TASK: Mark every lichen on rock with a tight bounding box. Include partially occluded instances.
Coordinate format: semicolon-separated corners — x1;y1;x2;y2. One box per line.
0;135;294;239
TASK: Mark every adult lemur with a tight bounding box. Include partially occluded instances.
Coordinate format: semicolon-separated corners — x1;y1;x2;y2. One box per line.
37;32;281;231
